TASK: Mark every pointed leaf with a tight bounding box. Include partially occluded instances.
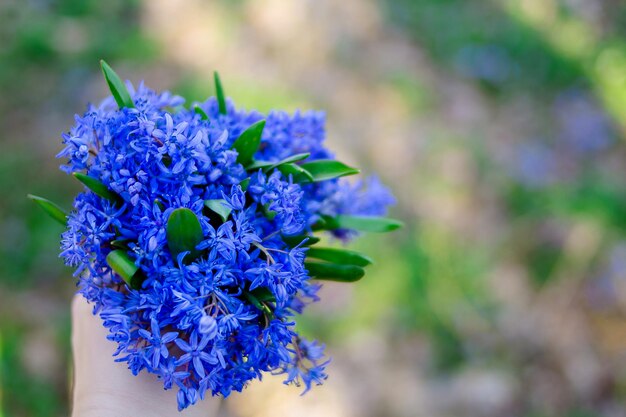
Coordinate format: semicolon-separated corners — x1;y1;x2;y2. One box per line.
282;234;320;247
232;120;265;166
73;173;121;203
248;152;312;171
27;194;67;225
305;261;365;282
324;215;403;233
110;239;130;249
268;152;310;169
311;217;328;231
214;71;227;115
250;287;276;303
278;163;314;182
243;291;266;312
244;291;262;309
154;199;165;211
246;160;273;171
166;208;204;262
106;249;139;286
306;247;372;267
194;105;209;121
204;199;232;222
263;203;277;221
299;160;359;182
100;60;134;109
130;272;146;290
240;178;250;191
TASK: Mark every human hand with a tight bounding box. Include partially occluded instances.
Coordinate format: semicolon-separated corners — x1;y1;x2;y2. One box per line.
71;296;221;417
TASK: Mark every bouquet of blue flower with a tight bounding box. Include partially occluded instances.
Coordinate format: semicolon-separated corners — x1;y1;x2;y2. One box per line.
29;61;401;410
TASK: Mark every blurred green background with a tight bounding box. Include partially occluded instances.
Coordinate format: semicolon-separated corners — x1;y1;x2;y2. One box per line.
3;0;626;416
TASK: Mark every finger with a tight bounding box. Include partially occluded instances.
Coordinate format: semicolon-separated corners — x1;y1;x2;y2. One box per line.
71;295;220;417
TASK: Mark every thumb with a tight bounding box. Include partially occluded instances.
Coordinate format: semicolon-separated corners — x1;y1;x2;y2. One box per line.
71;295;220;417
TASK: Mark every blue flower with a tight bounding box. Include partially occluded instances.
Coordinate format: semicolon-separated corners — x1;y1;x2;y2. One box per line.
175;331;217;378
138;318;178;369
160;358;190;390
58;79;396;410
283;338;330;394
198;314;218;339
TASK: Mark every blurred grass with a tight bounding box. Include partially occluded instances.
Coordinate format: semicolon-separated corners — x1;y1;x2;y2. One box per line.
381;0;587;93
1;327;63;417
0;332;3;417
175;76;311;114
0;1;156;415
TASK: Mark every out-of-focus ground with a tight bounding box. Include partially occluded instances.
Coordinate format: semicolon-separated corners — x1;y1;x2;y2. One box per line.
3;0;626;416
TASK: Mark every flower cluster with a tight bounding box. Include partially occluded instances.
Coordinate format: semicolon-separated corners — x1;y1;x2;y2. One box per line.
34;63;399;410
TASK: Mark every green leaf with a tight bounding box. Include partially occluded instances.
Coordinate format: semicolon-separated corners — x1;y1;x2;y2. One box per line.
106;249;139;287
248;153;312;171
110;239;129;249
204;199;232;222
263;203;277;221
130;272;146;290
166;208;204;262
311;217;327;231
27;194;67;225
73;173;121;203
269;152;311;168
243;291;266;312
231;120;265;167
282;234;320;247
100;60;134;109
246;160;273;171
324;215;404;233
299;160;359;182
278;163;314;182
250;287;276;303
305;261;365;282
306;247;373;267
214;71;227;115
193;105;209;121
154;199;165;211
240;178;250;191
